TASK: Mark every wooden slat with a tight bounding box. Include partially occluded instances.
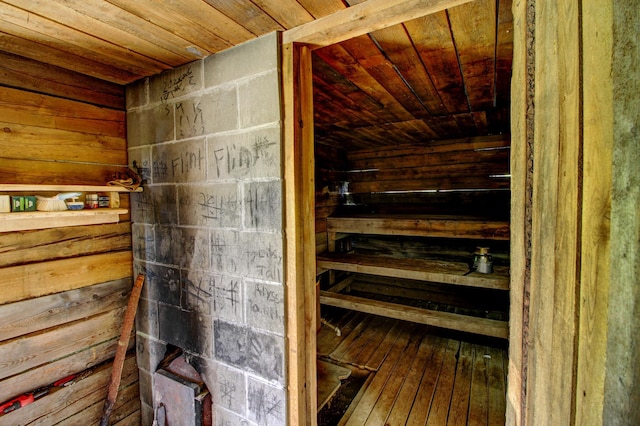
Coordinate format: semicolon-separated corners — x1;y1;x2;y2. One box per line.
0;51;124;109
0;30;139;84
424;339;460;424
0;222;131;267
320;291;509;339
363;327;426;425
0;86;124;133
447;0;497;110
0;278;131;341
0;158;128;186
343;323;417;425
317;253;510;290
447;341;473;425
487;346;507;425
283;0;474;47
0;209;129;233
0;334;133;405
0;121;125;164
0;1;169;75
386;335;446;424
0;306;126;381
327;214;510;240
1;353;138;426
0;250;133;304
467;345;490;425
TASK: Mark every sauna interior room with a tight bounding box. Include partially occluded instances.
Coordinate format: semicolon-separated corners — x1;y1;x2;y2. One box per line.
0;0;637;425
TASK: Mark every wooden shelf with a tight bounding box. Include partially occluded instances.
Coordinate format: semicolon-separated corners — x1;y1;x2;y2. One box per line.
327;214;509;240
0;184;142;193
317;252;509;290
0;209;129;233
319;291;508;339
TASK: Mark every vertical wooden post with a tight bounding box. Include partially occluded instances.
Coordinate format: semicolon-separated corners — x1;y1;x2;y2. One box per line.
283;40;318;425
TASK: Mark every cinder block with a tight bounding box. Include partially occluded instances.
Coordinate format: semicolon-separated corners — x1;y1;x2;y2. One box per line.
132;223;155;262
152;139;206;183
137;369;154;407
216;406;256;426
183;270;243;322
139;261;181;307
198;359;247;415
178;183;240;228
200;87;239;135
210;229;242;275
247;378;286;426
158;304;213;358
131;185;178;225
214;320;284;384
128;146;151;184
238;231;283;284
125;77;149;110
135;297;159;338
149;60;203;104
238;70;281;128
126;104;175;147
155;226;210;269
245;281;284;335
243;181;283;231
207;125;281;181
204;32;278;88
136;333;167;374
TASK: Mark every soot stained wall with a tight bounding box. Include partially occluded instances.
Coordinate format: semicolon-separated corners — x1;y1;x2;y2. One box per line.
126;33;286;426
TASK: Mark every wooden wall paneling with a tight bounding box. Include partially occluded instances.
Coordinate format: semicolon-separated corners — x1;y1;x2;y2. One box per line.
524;0;580;424
0;52;124;109
506;0;529;421
575;0;614;423
447;0;497;110
0;334;133;406
0;1;168;77
0;222;131;268
0;123;125;165
0;353;138;426
284;41;318;425
0;306;126;381
0;251;133;305
0;158;130;185
0;278;131;341
0;87;125;138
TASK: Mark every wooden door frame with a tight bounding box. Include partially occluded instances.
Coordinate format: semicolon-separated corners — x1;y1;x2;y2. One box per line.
281;0;507;424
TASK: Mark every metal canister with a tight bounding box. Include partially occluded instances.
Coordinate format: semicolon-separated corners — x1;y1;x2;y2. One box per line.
473;247;493;274
85;193;98;209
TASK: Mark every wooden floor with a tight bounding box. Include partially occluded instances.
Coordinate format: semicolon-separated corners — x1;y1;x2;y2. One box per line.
317;307;507;425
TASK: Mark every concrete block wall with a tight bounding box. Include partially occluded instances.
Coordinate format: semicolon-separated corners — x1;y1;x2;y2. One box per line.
126;32;285;426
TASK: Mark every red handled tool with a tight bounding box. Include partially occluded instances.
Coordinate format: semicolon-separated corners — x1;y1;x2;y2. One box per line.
0;388;49;414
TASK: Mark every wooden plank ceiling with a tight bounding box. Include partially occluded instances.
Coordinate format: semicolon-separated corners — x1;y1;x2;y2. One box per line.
0;0;512;149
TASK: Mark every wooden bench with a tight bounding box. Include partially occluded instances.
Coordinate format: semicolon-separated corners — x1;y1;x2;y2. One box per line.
319;214;510;339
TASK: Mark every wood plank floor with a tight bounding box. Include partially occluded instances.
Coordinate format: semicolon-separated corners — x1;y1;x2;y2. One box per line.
317;307;507;426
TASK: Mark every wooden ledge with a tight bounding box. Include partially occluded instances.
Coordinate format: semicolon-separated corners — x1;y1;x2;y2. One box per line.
319;291;508;339
317;253;509;291
327;214;509;240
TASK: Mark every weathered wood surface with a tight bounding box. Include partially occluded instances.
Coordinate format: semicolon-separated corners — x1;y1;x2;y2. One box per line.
327;214;510;240
0;251;133;304
0;353;139;426
0;209;129;234
320;291;508;339
318;252;509;290
0;222;131;268
0;306;127;380
318;311;508;424
0;278;131;341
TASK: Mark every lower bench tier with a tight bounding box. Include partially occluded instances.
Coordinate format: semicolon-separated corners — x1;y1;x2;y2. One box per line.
317;252;510;291
319;291;508;339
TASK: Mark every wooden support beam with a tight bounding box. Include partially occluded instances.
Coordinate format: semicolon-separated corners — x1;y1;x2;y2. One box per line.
283;0;475;48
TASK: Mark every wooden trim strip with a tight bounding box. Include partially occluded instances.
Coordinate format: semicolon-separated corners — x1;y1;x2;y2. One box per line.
283;0;475;48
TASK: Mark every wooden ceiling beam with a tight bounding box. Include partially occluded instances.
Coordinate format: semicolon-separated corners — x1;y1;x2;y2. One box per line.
282;0;475;48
